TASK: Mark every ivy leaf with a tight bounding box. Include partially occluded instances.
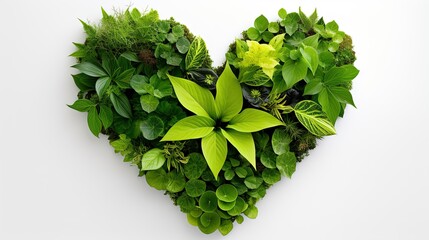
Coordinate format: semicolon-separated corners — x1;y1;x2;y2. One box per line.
276;152;297;178
161;115;214;141
294;100;336;136
141;148;166;171
220;129;256;169
68;99;95;112
185;37;208;70
110;92;132;118
201;131;227;180
215;64;242;121
282;58;308;88
318;89;341;124
73;62;107;77
167;74;216;118
95;77;111;97
99;104;113;129
300;46;319;75
140;115;164;140
87;107;102;137
227;108;284;133
140;95;159;113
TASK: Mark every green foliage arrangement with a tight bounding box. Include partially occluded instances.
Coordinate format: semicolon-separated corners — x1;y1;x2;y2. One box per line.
69;7;359;235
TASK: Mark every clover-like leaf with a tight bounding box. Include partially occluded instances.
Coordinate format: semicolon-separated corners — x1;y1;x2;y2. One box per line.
201;131;227;180
227;108;284;133
167;74;216;118
161;115;214;141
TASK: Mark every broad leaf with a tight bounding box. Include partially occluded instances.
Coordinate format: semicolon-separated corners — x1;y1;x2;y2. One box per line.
141;148;166;171
269;33;285;51
318;89;341;124
166;171;186;193
99;104;113;129
145;169;168;190
302;34;319;49
110;92;132;118
68;99;95;112
140;115;164;140
73;62;107;77
241;41;279;79
167;75;216;118
282;58;307;88
227;108;284;133
176;37;190;54
150;75;173;98
329;86;356;107
300;46;319;75
215;64;242;121
185;37;208;70
140;94;159;113
87;107;102;137
201;131;227;180
294;100;336;136
303;79;323;95
254;15;269;32
95;77;111;97
161;115;215;141
221;129;256;168
324;65;359;85
130;75;150;95
276;152;296;178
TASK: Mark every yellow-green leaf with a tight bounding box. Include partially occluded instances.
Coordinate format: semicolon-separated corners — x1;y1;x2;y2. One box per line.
221;129;256;169
167;74;216;118
215;64;242;122
161;116;215;141
227;108;284;133
294;100;336;136
201;131;227;180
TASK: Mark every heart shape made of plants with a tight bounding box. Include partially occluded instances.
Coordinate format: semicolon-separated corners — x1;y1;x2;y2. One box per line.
69;7;359;235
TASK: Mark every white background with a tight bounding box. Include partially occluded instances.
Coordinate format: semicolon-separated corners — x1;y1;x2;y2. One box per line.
1;0;429;239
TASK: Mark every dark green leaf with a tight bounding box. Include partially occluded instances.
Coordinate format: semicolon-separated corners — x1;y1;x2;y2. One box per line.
299;7;312;32
276;152;297;178
166;171;186;193
73;62;107;77
110;92;132;118
68;99;95;112
115;68;134;89
198;212;221;234
140;115;164;140
216;184;238;202
262;168;281;184
224;169;235;180
120;52;139;62
145;169;168;190
130;75;150;95
303;79;323;95
99;104;113;129
329;86;356;107
177;193;196;213
184;153;207;180
95;77;111;97
235;167;248;178
261;148;277;168
140;95;159;113
271;128;292;155
185;179;206;197
199;191;218;213
72;73;96;91
87;107;102;137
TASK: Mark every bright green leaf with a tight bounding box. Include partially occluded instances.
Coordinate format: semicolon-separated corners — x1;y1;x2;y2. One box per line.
329;86;356;107
198;212;221;234
302;34;320;49
278;8;287;19
268;22;280;33
161;115;214;141
221;129;256;169
199;191;218;213
167;74;216;118
227;197;245;216
201;131;227;180
145;169;168;190
269;33;285;51
215;63;242;122
254;15;269;32
244;205;258;219
219;220;233;236
318;89;341;124
141;148;166;171
300;46;319;75
324;65;360;85
244;176;263;189
282;58;308;88
303;79;324;95
294;100;336;136
216;184;238;202
246;27;260;41
227;108;284;133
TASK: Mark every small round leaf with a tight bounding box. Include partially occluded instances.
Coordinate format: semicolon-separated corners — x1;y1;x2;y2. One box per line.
218;199;236;211
199;191;218;213
216;184;238;202
262;168;281;185
185;179;206;197
227;197;245;216
198;212;221;234
244;176;263;189
247;27;260;40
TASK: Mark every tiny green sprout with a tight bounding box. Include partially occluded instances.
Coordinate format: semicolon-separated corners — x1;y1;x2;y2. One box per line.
250;89;261;99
